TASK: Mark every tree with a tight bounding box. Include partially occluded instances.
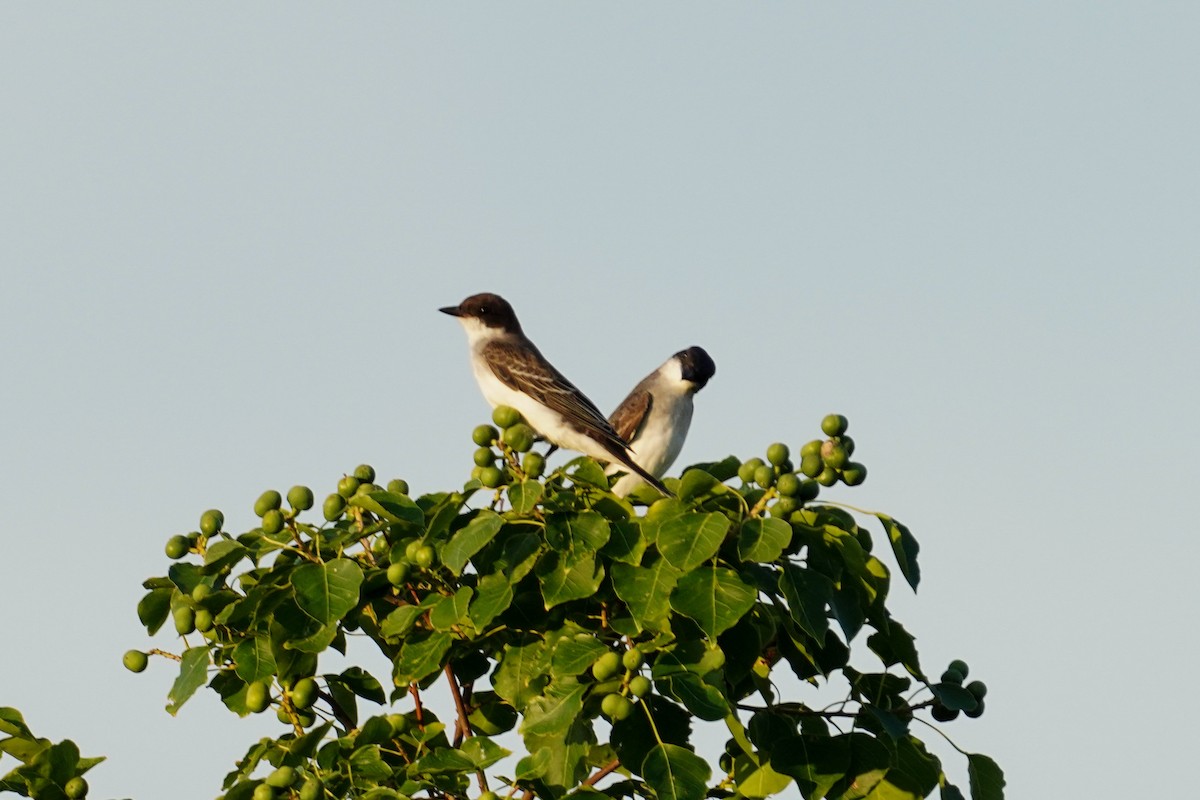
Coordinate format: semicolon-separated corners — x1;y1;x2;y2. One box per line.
3;410;1004;799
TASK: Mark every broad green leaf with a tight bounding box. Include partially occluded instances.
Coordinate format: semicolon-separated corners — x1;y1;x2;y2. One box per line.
330;667;386;704
939;780;967;800
429;586;474;631
507;480;544;514
379;604;426;641
670;567;757;638
523;721;594;789
683;455;742;482
137;587;173;635
651;655;728;720
233;635;276;683
0;708;32;738
166;646;210;715
602;520;647;565
203;539;246;571
442;511;504;576
347;744;393;782
551;635;611;678
392;632;452;685
867;620;923;679
967;753;1005;800
291;559;363;625
493;639;552;709
732;754;793;798
285;623;338;654
779;564;831;640
537;549;604;608
612;560;681;631
459;736;510;769
882;737;941;796
738;518;792;563
545;511;610;552
350;489;424;525
469;572;513;630
930;682;978;712
658;513;730;571
877;514;920;591
771;735;848;799
640;498;689;544
520;681;588;736
642;743;711;800
566;456;610;490
414;747;475;773
677;469;721;502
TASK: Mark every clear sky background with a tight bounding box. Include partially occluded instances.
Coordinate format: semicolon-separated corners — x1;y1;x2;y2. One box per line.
1;4;1196;798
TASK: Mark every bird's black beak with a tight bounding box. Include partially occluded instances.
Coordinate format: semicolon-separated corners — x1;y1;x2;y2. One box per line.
439;305;463;317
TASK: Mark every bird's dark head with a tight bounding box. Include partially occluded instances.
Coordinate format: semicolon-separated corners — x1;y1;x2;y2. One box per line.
675;346;715;390
439;293;522;335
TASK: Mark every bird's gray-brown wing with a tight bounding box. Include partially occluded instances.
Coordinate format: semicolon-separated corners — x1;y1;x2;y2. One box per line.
483;340;629;452
608;386;653;446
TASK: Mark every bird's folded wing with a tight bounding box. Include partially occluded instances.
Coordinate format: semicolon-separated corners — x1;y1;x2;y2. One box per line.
609;388;652;445
483;340;629;452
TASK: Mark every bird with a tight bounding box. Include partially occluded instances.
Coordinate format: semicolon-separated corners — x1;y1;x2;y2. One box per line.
606;346;716;497
440;292;671;496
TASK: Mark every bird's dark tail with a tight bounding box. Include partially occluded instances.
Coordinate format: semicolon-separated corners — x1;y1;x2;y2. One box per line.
607;448;673;497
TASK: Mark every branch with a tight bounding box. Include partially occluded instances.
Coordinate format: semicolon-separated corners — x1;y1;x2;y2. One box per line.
584;758;621;787
444;663;489;794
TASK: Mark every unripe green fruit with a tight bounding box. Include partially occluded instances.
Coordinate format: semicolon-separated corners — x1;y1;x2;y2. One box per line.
592;651;621;681
601;693;633;720
323;493;346;521
821;414;849;437
940;669;965;686
799;453;823;478
64;777;88;799
337;475;360;498
287;485;314;511
405;540;423;562
192;583;212;601
371;534;390;556
797;479;820;502
964;698;985;718
252;783;276;800
194;608;214;633
199;509;224;536
966;680;988;699
472;424;499;446
775;473;802;497
354;482;380;497
824;443;848;469
628;675;652;698
766;443;789;466
352;463;375;482
771;497;798;517
841;463;867;486
799;439;824;458
261;508;285;535
948;659;969;679
523;452;546;478
292;677;318;710
387;478;410;495
265;766;297;788
738;457;765;484
478;792;499;800
473;447;495;467
387;561;411;586
621;649;643;672
254;490;282;518
492;405;522;429
931;703;959;722
470;466;485;482
816;467;839;487
389;713;410;735
479;466;505;488
173;606;196;635
502;423;536;453
753;465;775;488
165;534;190;559
246;681;270;713
413;545;436;570
123;650;149;673
841;435;855;456
298;778;323;800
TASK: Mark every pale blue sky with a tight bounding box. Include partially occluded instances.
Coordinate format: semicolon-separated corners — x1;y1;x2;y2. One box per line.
2;4;1196;798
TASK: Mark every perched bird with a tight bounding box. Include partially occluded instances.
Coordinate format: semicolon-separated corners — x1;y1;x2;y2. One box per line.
606;346;716;497
440;292;670;495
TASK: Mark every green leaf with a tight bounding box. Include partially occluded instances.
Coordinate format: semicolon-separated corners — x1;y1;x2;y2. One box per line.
493;639;552;710
867;620;923;679
392;632;452;686
882;737;941;796
658;513;730;571
545;511;610;552
551;635;611;678
291;559;364;625
166;646;210;715
233;635;277;684
414;747;475;773
331;666;387;704
442;511;504;576
612;560;681;631
350;489;425;525
930;682;978;712
459;736;510;769
507;480;544;514
732;754;793;798
641;743;711;800
670;567;757;638
771;735;848;799
677;469;722;502
738;518;792;563
429;586;474;632
285;623;339;654
348;744;394;782
651;653;729;720
203;539;247;571
137;587;173;635
536;549;604;608
940;780;967;800
602;520;647;565
968;754;1005;800
877;514;920;591
469;572;514;630
0;708;32;738
779;564;831;640
379;604;426;641
521;681;588;736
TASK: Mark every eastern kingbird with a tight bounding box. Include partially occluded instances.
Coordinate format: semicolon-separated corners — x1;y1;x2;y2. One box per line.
606;346;716;497
441;293;671;496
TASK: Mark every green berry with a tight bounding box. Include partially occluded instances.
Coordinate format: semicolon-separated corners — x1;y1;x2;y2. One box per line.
478;793;499;800
523;452;546;478
245;681;270;713
841;463;867;486
194;608;214;633
821;414;849;437
502;423;536;453
254;490;282;518
386;478;410;495
964;698;985;718
931;703;959;722
601;693;633;720
322;493;346;521
165;534;190;559
771;496;798;517
472;424;499;446
387;561;411;586
199;509;224;536
940;669;965;686
799;453;823;478
816;467;839;487
592;651;621;681
738;457;765;484
252;783;276;800
479;466;505;488
298;778;323;800
353;464;376;483
173;606;195;635
753;464;775;488
766;443;790;466
261;508;285;535
191;583;212;601
337;475;360;498
797;479;820;502
405;540;424;562
123;650;148;673
948;659;970;679
628;675;652;698
823;442;848;469
353;482;380;497
492;405;522;429
265;766;297;788
776;473;802;497
292;677;318;710
799;439;824;458
64;777;88;799
966;680;988;699
473;447;495;467
841;435;856;456
287;485;314;511
413;545;436;570
621;649;644;672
